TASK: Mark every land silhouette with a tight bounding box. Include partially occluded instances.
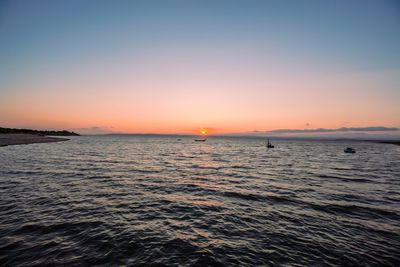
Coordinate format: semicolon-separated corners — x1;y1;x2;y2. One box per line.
0;127;79;136
0;127;78;146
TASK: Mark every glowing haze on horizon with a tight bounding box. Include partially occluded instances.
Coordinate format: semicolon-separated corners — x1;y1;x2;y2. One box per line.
0;0;399;134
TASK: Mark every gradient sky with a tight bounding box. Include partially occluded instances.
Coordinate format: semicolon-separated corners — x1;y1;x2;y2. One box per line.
1;0;399;134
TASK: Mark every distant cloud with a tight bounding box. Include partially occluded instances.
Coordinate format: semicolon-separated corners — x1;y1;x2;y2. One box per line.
268;126;399;134
73;126;114;135
267;126;400;134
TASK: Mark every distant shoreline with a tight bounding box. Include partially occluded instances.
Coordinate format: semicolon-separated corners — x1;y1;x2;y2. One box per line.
369;140;400;146
102;133;400;145
0;134;69;147
1;132;399;147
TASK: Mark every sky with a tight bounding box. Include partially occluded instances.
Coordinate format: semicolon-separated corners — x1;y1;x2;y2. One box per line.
0;0;399;134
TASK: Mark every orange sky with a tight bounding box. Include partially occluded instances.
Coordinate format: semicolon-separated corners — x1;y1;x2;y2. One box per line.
1;67;399;134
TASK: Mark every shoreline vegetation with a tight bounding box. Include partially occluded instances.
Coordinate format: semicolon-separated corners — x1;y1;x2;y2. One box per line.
0;127;79;136
0;127;78;147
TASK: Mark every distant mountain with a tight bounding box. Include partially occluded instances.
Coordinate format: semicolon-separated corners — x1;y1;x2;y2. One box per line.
0;127;80;136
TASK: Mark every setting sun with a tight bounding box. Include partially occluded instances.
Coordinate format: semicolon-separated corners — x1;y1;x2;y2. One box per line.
200;128;207;135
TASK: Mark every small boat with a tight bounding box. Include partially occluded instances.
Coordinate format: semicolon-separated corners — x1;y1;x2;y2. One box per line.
177;138;182;141
195;138;207;142
344;147;356;153
267;138;274;148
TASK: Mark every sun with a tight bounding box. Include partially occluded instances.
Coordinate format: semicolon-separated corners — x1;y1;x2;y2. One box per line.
200;128;207;135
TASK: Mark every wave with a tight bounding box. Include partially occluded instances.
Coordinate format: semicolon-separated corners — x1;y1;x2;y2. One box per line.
307;202;400;220
318;174;374;183
222;190;298;205
16;221;105;236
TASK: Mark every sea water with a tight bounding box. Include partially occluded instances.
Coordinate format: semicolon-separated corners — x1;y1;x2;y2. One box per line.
0;136;399;266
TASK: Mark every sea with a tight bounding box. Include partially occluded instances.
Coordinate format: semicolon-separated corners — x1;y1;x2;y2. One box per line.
0;135;399;266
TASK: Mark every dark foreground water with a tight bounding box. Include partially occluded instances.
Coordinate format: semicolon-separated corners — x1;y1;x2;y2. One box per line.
0;136;399;266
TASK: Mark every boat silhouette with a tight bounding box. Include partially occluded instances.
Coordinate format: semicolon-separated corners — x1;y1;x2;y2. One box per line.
267;138;274;148
344;147;356;153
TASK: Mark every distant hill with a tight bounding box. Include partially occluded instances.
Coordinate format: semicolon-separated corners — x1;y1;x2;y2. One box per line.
0;127;80;136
